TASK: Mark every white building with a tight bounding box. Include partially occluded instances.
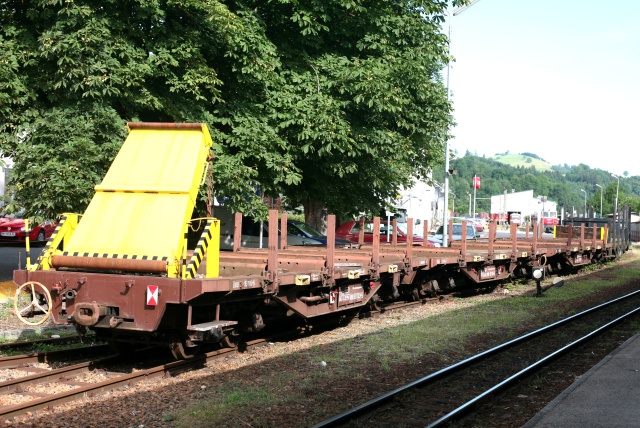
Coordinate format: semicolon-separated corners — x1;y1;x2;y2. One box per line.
490;190;557;223
392;179;444;237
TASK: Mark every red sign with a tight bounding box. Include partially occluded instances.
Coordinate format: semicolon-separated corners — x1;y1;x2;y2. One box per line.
473;176;481;189
146;285;159;306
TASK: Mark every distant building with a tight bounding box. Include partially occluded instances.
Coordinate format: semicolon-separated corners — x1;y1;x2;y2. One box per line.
391;178;442;237
490;190;558;227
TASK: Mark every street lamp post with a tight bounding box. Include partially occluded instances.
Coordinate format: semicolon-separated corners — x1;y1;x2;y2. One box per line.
580;189;587;217
450;192;456;216
611;174;620;216
442;0;482;247
595;184;603;218
433;181;444;228
467;192;471;216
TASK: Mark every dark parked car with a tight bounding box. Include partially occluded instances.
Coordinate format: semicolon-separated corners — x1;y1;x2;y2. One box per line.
214;206;352;250
286;220;356;248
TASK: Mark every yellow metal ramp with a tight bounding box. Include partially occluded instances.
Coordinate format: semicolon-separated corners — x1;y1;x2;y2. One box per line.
55;123;212;275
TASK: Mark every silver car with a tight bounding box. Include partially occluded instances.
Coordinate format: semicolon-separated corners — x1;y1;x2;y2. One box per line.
429;223;479;247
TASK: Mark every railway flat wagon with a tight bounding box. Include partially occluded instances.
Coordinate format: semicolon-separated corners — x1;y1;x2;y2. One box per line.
12;123;624;359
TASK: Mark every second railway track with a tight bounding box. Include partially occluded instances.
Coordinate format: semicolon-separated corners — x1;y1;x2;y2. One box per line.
315;287;640;427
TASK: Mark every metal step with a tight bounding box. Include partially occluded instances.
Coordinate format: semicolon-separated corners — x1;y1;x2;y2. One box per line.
188;320;238;332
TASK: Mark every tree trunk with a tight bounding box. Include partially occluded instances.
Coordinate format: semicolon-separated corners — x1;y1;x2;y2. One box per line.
303;199;328;234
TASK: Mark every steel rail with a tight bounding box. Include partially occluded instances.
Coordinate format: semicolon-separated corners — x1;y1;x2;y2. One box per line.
427;305;640;427
312;288;640;427
0;339;265;419
0;344;111;369
0;354;120;393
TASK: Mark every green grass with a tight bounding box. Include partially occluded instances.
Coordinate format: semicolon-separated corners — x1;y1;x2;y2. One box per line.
172;379;304;428
492;153;552;171
0;305;13;322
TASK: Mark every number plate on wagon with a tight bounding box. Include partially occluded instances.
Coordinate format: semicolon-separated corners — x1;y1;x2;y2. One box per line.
480;266;496;280
1;232;16;237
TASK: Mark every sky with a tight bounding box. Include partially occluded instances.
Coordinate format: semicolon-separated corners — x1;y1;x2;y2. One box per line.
446;0;640;177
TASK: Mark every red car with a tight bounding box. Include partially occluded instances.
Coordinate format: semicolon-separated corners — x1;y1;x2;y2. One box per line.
335;220;434;246
0;211;57;244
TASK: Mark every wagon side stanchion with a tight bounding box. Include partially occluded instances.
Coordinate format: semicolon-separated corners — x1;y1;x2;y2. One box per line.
423;220;429;245
326;214;336;286
392;217;398;246
233;211;242;252
280;212;287;250
266;209;279;293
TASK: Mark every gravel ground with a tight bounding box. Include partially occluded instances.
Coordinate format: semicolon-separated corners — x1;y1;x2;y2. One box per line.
0;253;637;427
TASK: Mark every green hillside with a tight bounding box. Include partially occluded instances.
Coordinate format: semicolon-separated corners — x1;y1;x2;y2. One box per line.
491;153;552;172
432;153;640;217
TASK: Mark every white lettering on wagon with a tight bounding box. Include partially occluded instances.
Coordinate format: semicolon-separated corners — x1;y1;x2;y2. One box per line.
232;279;258;289
338;285;365;306
479;266;496;280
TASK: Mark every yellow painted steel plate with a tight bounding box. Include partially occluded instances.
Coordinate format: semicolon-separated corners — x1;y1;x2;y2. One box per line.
63;124;212;259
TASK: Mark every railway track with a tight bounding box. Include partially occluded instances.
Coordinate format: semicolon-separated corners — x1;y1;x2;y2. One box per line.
0;292;451;421
0;339;266;419
313;288;640;427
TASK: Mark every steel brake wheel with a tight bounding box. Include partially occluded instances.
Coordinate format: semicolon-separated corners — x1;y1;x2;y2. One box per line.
14;281;53;326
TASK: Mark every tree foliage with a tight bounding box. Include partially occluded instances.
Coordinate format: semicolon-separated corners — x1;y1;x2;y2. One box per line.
1;0;459;224
260;0;455;224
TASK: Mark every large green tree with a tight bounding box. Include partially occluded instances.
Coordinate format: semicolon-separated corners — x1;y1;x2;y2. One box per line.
1;0;458;225
259;0;455;226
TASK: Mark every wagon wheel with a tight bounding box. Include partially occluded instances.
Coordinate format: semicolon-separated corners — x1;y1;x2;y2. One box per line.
14;281;52;326
220;330;241;349
169;339;201;360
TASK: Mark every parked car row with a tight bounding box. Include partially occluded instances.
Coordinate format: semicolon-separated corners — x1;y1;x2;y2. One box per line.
214;206;356;250
334;220;435;246
455;216;488;232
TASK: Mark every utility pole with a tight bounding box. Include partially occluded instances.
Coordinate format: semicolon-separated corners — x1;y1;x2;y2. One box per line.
442;0;483;246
